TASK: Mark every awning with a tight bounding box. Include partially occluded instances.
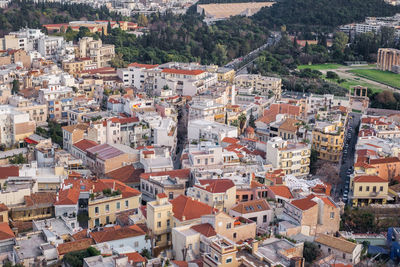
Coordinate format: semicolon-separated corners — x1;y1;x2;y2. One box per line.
24;137;38;145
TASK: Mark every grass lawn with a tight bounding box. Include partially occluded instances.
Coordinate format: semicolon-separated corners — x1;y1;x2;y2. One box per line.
348;69;400;89
298;63;344;70
325;77;382;94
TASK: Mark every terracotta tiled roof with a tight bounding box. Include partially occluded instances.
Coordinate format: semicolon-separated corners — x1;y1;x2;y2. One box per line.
123;252;147;263
315;234;357;254
157;193;168;198
231;199;270;214
57;238;94;255
62;123;89;133
106;165;144;185
190;223;217;237
290;195;318;211
128;62;158;69
196;179;235;193
268;185;293;199
72;229;88;240
24;192;56;206
369;157;400;165
221;137;239;144
90;225;145;243
73;139;98;152
0;222;14;240
170;195;214;221
279;118;300;132
0;166;19;180
162;68;204;75
55;188;80;205
353;175;387;183
140;169;190;180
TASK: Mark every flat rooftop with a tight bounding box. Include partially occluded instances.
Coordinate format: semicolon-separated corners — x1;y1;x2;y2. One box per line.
15;233;46;260
34;218;73;237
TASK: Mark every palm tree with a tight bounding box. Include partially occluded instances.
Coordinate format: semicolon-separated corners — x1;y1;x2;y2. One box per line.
238;113;247;134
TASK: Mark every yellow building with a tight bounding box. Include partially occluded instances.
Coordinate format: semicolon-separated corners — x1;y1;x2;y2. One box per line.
203;238;240;267
0;203;8;223
62;58;96;75
350;175;388;206
312;121;345;162
146;193;173;250
217;67;235;83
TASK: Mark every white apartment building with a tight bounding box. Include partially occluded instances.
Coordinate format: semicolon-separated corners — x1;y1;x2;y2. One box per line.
154;117;177;149
78;37;115;68
38;36;64;59
188;119;238;143
38;84;74;121
0;28;44;51
235;74;282;98
8;95;48;126
267;137;311;177
117;62;159;89
307;94;349;115
189;99;225;122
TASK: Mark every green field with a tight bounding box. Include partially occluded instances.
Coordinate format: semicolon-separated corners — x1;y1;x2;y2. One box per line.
348;69;400;89
298;63;344;70
325;76;382;94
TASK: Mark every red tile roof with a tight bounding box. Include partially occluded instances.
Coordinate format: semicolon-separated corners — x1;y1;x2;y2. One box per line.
191;223;217;237
354;175;387;183
0;203;8;212
196;179;235;193
157;193;168;199
0;166;19;180
170;195;214;221
90;225;145;243
231;199;271;214
55;188;80;205
369;157;400;165
73;139;98;152
172;261;188;267
290;196;318;211
128;62;158;69
162;68;205;76
140;169;191;180
72;229;88;240
106;165;144;185
0;222;14;240
57;238;94;255
24;192;56;206
222;137;239;144
123;252;147;263
268;185;293;199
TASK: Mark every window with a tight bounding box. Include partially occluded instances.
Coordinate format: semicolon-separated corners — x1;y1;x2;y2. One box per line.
226;258;232;263
106;216;110;224
105;204;109;212
95;207;99;214
116;202;120;210
366;186;370;191
157;222;161;228
373;186;376;192
134;241;139;247
263;215;267;223
169;192;174;199
188;244;192;250
328;248;331;253
330;212;334;219
214;255;219;261
125;200;129;208
158;213;161;218
359;186;362;192
95;218;100;227
226;223;231;229
343;253;346;259
167;219;170;227
233;233;237;238
380;186;383;191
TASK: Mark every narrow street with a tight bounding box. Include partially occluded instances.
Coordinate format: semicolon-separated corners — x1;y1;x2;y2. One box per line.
337;112;361;203
173;104;188;169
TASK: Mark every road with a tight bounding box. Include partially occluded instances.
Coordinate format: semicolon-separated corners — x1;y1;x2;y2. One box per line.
336;113;361;203
225;32;281;72
173;104;188;169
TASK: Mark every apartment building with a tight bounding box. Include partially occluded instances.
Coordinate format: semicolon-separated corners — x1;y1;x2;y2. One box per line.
78;37;115;68
188;119;238;143
312;121;345;162
182;143;225;169
118;62;158;89
187;179;236;212
315;234;362;265
55;178;141;229
229;199;273;230
234;74;282;99
203;238;240;267
306;94;350;115
267;137;311;177
153;117;177;149
62;58;97;75
38;36;65;59
8;95;47;126
282;194;340;237
38;84;74;122
0;105;36;147
189;99;225;122
0;28;44;51
62;123;89;152
350;175;389;206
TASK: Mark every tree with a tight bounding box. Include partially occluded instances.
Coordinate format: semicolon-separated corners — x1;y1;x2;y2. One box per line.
107;21;112;34
326;71;339;80
249;113;256;128
12;79;19;94
303;241;320;263
77;26;90;40
238;113;247;134
309;149;318;174
332;32;349;60
137;14;148;27
316;162;341;186
225;112;228;125
212;44;228;66
9;153;27;164
110;53;127;68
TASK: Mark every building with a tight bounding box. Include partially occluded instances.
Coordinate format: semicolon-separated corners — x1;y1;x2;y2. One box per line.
315;234;362;265
229;199;272;230
62;58;97;75
267;137;311;177
90;224;151;253
38;84;74;122
0;222;14;253
282;194;340;237
235;74;282;99
55;178;141;229
203;238;240;267
8;95;47;126
312;121;345;162
350;175;389;206
187;179;236;212
62;123;89;152
78;37;115;68
188;120;238;143
0;105;36;147
38;36;64;59
377;48;400;73
119;62;159;89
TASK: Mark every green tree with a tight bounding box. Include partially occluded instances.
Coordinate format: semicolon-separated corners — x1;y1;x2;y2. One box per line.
107;21;112;34
12;79;19;94
248;113;256;128
238;113;247;134
303;241;320;263
9;153;27;164
110;53;127;68
77;26;90;40
212;44;228;66
326;71;339;80
332;32;349;60
309;149;318;174
137;14;148;27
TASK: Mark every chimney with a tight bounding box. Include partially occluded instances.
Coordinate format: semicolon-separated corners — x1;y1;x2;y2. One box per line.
252;240;259;255
182;216;186;221
113;181;116;191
